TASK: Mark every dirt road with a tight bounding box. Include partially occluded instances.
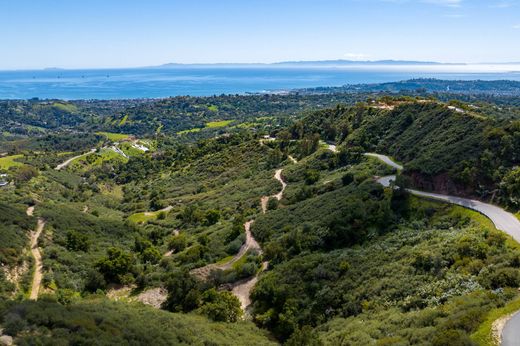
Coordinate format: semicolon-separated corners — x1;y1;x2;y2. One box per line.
29;218;45;300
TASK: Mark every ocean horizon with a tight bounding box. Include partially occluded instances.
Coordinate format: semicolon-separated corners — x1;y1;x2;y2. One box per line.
1;65;519;100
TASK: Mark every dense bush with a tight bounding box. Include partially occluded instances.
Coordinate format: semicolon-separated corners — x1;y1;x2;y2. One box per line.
0;299;275;345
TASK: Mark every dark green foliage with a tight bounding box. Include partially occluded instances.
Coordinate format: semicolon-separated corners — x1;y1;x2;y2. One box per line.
0;299;275;345
253;180;393;254
12;165;39;184
65;230;89;252
267;197;279;210
204;209;221;226
296;100;520;206
163;270;201;313
304;169;320;185
252;199;520;342
197;289;242;322
285;326;323;346
0;203;32;266
95;247;134;284
84;269;106;292
168;234;188;252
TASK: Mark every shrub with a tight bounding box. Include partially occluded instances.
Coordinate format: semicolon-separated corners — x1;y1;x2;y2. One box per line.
197;289;242;322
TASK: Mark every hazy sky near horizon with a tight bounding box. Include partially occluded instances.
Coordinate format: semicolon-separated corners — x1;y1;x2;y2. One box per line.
0;0;519;69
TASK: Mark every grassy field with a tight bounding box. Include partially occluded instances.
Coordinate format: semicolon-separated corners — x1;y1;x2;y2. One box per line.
52;102;78;113
96;132;131;141
206;120;233;128
70;148;128;171
119;114;128;126
128;208;171;224
177;127;202;135
0;154;24;169
177;120;234;135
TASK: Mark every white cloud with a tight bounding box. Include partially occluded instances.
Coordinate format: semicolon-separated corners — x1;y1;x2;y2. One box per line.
489;1;518;8
422;0;462;7
377;0;463;7
513;24;520;29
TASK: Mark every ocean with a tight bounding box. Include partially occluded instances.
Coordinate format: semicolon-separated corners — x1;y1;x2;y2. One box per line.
0;66;519;100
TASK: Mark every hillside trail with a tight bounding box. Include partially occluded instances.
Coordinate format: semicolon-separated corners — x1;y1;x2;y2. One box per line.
144;205;173;216
231;168;286;313
26;206;45;300
189;167;287;314
190;220;259;279
261;169;287;213
55;148;96;170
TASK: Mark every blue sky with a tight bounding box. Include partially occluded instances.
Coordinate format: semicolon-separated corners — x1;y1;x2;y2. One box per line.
0;0;519;69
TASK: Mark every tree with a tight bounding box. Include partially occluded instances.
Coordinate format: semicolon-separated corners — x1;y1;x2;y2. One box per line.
500;167;520;207
13;165;38;184
197;289;242;322
141;246;161;264
286;326;323;346
168;233;187;252
164;270;200;312
66;230;89;252
304;170;320;185
204;209;220;226
84;269;106;292
268;149;283;168
341;172;354;186
95;247;134;283
267;198;279;210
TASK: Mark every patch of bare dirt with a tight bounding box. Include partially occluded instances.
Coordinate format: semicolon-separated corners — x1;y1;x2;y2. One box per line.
26;206;34;216
136;287;168;309
232;261;269;314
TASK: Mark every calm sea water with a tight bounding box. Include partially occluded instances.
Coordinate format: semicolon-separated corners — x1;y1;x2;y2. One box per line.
0;66;519;100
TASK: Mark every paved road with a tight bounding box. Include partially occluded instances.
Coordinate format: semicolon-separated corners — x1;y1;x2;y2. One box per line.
408;188;520;243
368;154;520;242
502;311;520;346
365;153;404;171
55;149;96;170
367;153;520;346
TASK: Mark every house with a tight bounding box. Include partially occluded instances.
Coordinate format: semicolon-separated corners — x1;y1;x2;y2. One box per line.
0;173;9;187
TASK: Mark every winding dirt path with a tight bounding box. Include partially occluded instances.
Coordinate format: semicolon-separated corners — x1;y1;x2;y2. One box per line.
190;168;287;313
261;169;286;214
190;220;260;279
26;206;45;300
231;169;286;312
55;148;96;170
232;261;268;314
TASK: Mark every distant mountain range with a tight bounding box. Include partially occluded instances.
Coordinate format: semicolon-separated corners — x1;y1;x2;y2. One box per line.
34;60;520;71
157;60;461;68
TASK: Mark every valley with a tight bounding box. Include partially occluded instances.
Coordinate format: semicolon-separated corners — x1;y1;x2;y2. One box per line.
2;86;520;345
